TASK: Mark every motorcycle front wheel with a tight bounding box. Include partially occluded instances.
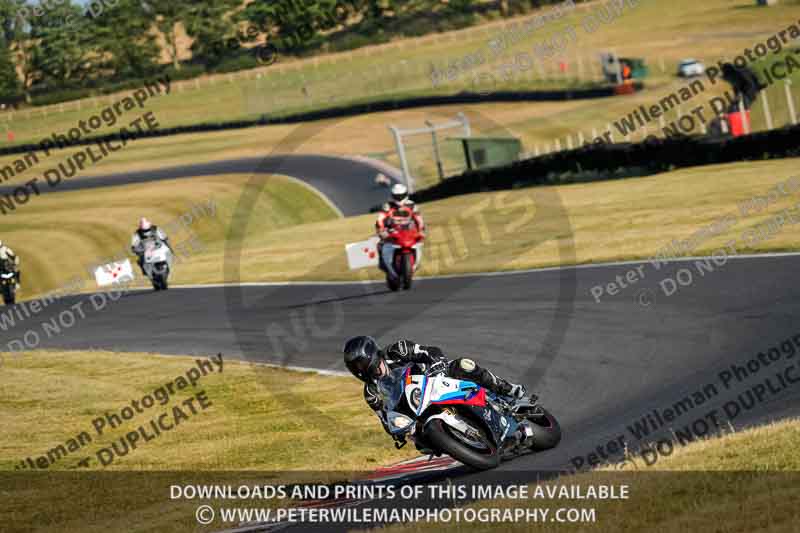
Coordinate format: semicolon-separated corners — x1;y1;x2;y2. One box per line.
401;253;413;290
2;284;14;305
386;273;400;291
152;274;168;291
424;418;499;470
386;253;401;291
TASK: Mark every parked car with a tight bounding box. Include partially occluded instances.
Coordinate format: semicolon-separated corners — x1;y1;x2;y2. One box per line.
678;58;705;78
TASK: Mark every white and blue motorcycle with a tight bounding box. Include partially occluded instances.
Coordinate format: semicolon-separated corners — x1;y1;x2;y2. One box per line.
378;363;561;470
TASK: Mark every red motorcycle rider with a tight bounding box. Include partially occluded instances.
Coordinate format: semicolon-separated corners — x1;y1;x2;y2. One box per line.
376;184;424;272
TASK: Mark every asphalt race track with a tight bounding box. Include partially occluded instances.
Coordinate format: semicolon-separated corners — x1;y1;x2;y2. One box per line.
0;154;397;216
3;254;799;476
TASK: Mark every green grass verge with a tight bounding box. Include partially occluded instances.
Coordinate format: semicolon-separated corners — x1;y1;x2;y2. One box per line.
0;349;416;532
0;350;409;471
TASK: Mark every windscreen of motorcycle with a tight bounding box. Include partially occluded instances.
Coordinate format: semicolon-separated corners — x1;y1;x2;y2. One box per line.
377;365;410;412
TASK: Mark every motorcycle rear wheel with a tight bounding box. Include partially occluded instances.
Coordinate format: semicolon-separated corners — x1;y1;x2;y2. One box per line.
525;407;562;451
424;418;499;470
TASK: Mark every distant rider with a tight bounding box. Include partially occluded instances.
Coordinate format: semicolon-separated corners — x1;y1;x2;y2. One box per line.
374;172;391;187
130;217;169;275
375;184;425;271
343;336;527;435
0;240;21;288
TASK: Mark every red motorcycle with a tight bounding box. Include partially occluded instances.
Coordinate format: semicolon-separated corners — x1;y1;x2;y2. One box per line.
381;208;424;291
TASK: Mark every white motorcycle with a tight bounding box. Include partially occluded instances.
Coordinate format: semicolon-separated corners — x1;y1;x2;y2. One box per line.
0;269;16;305
378;363;561;470
140;239;173;291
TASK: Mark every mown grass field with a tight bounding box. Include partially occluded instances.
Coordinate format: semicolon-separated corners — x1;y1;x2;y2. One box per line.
0;0;798;190
3;156;799;302
4;0;796;143
384;418;800;533
0;350;406;471
0;349;416;532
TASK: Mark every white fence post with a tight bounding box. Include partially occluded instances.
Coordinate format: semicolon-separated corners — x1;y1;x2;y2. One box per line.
740;95;749;134
389;125;414;192
786;80;797;125
761;90;773;130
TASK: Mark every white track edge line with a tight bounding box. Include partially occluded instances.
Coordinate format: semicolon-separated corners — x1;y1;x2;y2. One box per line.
167;250;800;289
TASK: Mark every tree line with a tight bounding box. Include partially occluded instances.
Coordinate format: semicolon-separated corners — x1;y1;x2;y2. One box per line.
0;0;574;105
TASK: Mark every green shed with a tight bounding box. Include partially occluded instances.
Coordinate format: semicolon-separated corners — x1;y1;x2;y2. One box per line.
453;137;523;171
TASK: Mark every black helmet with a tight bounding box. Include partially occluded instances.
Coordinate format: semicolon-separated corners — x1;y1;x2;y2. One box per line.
343;336;381;381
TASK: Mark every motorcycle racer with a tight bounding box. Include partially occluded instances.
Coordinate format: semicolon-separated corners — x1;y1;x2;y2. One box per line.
131;217;170;274
376;183;423;235
376;184;424;272
0;240;21;288
343;336;527;434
